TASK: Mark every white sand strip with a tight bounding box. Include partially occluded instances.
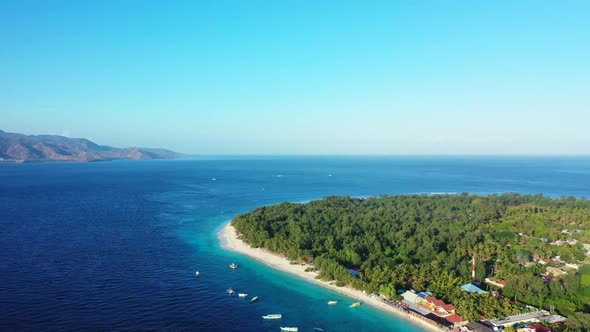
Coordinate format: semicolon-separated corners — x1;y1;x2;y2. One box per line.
218;222;448;332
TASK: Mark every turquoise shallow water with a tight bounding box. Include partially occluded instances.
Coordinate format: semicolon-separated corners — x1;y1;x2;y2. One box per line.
2;156;590;331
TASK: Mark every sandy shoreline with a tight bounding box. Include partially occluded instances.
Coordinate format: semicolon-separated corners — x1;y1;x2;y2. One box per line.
218;222;447;332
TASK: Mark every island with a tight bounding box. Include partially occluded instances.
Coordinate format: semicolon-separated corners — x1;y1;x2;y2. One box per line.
221;194;590;332
0;130;185;162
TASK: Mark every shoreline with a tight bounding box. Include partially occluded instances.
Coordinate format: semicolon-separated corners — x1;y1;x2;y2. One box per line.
218;221;447;332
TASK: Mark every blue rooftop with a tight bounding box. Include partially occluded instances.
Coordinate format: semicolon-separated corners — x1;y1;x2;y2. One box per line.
460;283;486;294
417;291;432;299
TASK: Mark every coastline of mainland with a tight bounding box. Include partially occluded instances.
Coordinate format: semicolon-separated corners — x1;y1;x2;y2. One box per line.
218;221;448;332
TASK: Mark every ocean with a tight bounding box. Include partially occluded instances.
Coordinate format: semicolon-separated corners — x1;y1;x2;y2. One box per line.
2;156;590;331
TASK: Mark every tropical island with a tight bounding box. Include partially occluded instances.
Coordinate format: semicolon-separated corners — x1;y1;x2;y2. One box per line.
224;194;590;332
0;130;185;162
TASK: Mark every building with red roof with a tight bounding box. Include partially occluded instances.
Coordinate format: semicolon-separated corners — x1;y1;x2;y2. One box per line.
445;313;465;325
524;323;552;332
424;296;456;316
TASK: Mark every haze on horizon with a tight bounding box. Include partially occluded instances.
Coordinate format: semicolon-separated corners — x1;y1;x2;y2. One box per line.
1;1;589;155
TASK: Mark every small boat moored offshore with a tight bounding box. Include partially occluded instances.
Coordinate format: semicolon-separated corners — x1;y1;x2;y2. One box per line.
227;288;235;295
238;293;248;298
250;296;259;303
350;301;361;307
229;263;238;269
195;271;200;277
262;314;282;319
280;328;298;332
327;300;337;305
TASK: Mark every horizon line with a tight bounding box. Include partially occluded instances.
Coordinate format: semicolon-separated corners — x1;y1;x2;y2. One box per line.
181;154;590;158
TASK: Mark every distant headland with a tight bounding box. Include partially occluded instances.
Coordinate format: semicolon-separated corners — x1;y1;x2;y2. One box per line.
0;130;186;163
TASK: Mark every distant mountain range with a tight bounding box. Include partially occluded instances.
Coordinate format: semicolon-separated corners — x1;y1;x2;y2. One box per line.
0;130;186;162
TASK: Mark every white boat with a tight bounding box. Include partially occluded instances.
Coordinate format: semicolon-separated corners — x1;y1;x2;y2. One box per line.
262;314;282;319
229;263;238;269
195;271;200;277
280;328;298;332
250;296;259;303
238;293;248;298
327;300;337;305
227;288;235;295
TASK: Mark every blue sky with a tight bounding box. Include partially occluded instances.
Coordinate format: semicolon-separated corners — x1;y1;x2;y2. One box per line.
1;1;589;155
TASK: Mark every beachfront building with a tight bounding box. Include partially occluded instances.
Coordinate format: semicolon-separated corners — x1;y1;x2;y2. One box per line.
524;323;552;332
400;290;432;316
416;291;433;299
444;313;467;327
401;291;423;306
400;291;466;328
420;296;468;327
424;296;456;316
460;321;495;332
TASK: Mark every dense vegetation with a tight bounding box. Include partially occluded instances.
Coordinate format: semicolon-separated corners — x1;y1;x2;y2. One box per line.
232;194;590;330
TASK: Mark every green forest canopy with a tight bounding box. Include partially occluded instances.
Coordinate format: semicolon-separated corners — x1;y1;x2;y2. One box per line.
232;194;590;329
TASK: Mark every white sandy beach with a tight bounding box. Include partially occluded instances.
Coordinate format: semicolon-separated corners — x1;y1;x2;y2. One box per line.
218;222;447;332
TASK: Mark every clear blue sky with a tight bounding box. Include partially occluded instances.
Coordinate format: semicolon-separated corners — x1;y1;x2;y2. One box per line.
1;1;589;155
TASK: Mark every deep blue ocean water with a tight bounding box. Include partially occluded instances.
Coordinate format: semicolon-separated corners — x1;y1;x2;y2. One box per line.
2;156;590;331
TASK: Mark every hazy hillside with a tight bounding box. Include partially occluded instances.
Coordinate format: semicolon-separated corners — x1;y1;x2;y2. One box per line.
0;130;186;162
